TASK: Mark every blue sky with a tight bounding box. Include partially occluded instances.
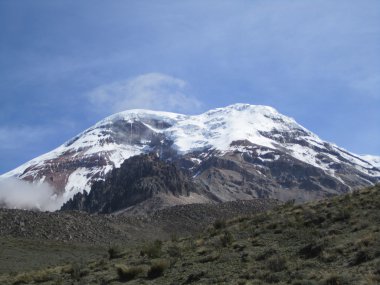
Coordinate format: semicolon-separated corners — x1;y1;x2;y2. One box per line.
1;0;379;174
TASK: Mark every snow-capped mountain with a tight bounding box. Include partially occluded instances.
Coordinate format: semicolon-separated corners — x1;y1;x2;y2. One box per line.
2;104;379;205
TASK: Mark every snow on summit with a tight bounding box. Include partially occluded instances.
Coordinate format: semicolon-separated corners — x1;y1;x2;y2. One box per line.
95;103;308;153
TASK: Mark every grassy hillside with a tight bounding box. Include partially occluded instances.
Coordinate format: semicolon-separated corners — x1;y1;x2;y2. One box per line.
1;185;379;284
0;199;278;276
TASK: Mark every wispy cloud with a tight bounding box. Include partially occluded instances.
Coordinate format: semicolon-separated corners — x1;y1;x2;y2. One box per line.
0;177;64;211
86;73;202;114
0;126;53;150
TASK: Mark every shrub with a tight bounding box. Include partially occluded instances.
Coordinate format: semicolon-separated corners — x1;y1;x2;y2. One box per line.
116;264;144;281
241;252;249;263
262;272;280;283
356;234;374;247
220;231;233;247
350;249;372;266
333;209;351;222
256;248;277;261
185;271;206;284
33;270;54;283
167;245;182;258
13;270;54;284
147;260;168;279
374;260;380;275
13;273;33;284
299;241;323;259
199;252;220;263
292;280;319;285
195;238;205;247
320;251;337;263
108;245;124;259
233;243;246;252
196;246;209;256
68;261;84;280
213;219;226;230
284;199;295;207
324;274;350;285
141;240;163;258
267;256;287;272
170;233;178;242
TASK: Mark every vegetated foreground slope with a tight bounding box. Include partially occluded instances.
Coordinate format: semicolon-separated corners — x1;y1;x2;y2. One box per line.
0;198;279;274
2;104;379;208
1;185;379;284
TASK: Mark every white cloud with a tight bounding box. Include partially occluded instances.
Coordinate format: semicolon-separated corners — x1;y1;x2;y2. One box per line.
87;73;202;114
0;177;64;211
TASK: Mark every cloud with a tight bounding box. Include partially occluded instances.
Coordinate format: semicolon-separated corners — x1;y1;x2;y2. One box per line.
0;177;64;211
0;126;53;150
86;73;202;114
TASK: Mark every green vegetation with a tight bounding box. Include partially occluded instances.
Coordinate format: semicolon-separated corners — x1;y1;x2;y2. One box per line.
147;259;168;279
0;185;379;284
108;245;125;259
140;239;163;258
115;264;144;281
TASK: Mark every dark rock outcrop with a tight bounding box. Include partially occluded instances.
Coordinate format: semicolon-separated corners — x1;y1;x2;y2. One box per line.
61;153;207;213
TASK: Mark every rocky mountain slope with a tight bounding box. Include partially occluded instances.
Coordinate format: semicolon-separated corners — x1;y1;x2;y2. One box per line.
61;153;211;214
1;104;379;208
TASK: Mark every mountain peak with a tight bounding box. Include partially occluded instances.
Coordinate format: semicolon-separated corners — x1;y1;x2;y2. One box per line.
1;104;379;210
96;103;280;127
211;103;278;113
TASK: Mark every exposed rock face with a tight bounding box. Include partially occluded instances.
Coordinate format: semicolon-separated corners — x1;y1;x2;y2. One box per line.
61;154;210;213
1;104;379;210
191;145;350;202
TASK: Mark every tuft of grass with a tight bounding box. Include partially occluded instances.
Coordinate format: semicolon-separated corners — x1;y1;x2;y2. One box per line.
332;209;351;222
66;261;86;281
116;264;144;281
199;252;220;263
13;273;33;284
220;230;233;247
13;269;53;284
299;241;324;259
108;245;124;259
167;245;182;258
213;219;226;230
256;248;277;261
141;239;163;258
324;273;350;285
350;249;372;266
147;259;168;279
266;256;287;272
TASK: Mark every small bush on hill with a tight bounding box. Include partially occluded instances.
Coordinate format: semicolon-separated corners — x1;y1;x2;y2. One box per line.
116;264;144;281
220;231;233;247
108;245;124;259
213;219;226;230
267;256;287;272
141;239;163;258
147;259;168;279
